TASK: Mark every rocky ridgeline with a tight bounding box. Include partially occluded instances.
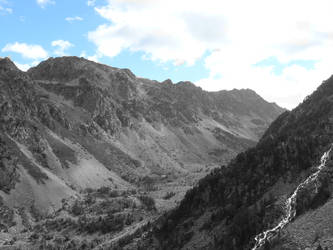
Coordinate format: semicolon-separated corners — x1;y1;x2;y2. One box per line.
27;57;283;133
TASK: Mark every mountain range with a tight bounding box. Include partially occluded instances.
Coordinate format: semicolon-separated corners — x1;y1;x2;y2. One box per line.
0;56;284;249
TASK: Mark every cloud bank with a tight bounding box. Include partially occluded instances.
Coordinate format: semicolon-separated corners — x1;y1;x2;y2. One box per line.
88;0;333;109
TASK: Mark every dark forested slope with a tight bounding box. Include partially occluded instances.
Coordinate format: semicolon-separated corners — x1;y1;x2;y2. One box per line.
143;75;333;250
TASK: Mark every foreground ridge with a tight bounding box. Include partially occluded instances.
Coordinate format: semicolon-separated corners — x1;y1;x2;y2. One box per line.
252;144;333;250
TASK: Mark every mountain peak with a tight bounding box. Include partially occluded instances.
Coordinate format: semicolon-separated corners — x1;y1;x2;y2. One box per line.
28;56;137;85
0;57;20;72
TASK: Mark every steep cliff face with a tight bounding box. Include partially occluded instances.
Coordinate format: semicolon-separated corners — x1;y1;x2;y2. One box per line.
0;56;284;248
144;75;333;250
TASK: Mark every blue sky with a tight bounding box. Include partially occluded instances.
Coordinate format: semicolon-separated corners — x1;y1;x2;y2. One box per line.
0;0;209;82
1;0;333;109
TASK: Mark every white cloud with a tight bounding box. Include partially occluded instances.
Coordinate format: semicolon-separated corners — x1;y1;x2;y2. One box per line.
88;1;211;65
51;40;74;56
87;0;333;109
0;0;12;14
14;62;31;71
2;42;48;60
0;5;12;14
87;0;96;6
36;0;55;8
13;60;39;71
65;16;83;22
80;51;100;62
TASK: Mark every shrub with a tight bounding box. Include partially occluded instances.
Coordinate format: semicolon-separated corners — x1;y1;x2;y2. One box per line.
97;186;110;195
163;192;176;200
109;190;119;197
140;176;155;191
138;195;156;211
71;201;84;216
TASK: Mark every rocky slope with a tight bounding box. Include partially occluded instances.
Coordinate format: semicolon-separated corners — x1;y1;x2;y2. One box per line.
138;74;333;250
0;56;283;248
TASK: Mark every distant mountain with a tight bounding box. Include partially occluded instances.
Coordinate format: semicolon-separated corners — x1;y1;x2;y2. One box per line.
0;56;284;248
140;74;333;250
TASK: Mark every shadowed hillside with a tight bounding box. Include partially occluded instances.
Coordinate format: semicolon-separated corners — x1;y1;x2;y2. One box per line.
132;75;333;250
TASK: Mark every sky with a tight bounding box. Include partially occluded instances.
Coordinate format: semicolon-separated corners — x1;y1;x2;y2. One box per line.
1;0;333;109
